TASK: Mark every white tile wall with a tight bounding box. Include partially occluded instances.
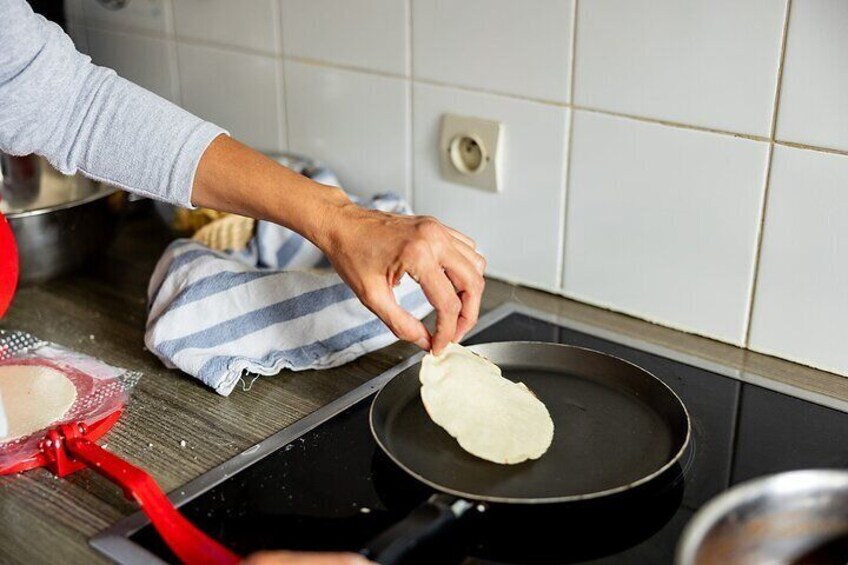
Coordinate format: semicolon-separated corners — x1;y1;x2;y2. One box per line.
66;0;848;376
285;61;410;199
413;0;573;103
86;28;180;103
574;0;786;136
564;112;768;344
749;146;848;374
173;0;280;54
413;83;569;290
66;21;89;53
776;0;848;151
178;44;285;152
281;0;409;75
64;0;84;22
82;0;172;35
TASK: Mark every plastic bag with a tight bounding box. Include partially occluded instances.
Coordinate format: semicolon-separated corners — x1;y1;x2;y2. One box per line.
0;330;141;473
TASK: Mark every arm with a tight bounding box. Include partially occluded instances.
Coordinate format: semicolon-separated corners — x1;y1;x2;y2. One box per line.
0;0;485;352
193;136;486;352
0;0;222;206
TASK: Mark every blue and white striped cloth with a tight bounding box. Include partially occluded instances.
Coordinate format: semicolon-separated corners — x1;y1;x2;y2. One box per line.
145;194;433;396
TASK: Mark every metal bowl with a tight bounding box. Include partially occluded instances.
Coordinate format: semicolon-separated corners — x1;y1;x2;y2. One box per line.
677;470;848;565
1;155;125;284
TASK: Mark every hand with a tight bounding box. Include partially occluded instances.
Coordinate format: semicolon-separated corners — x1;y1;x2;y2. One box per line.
318;201;486;354
191;137;485;353
243;551;373;565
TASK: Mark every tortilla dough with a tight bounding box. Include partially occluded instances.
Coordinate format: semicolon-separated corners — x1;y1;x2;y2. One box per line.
419;343;554;465
0;364;77;442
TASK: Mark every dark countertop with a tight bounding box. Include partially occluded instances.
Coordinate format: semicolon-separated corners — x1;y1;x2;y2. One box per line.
2;211;847;564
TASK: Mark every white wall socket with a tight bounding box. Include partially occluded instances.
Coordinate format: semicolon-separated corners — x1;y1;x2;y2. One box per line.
439;113;503;193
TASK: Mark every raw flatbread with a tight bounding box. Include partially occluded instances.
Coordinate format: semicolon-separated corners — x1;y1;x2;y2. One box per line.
419;343;554;465
0;364;77;442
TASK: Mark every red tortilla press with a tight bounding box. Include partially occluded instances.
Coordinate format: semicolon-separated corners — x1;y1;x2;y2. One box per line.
0;210;239;564
0;376;239;564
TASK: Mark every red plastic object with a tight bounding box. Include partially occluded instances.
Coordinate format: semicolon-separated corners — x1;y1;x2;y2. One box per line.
0;210;18;319
1;410;121;475
38;420;240;565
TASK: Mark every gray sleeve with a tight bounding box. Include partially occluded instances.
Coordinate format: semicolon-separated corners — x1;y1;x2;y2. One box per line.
0;0;227;207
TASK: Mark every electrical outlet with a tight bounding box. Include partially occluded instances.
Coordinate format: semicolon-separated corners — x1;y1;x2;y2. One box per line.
439;114;503;193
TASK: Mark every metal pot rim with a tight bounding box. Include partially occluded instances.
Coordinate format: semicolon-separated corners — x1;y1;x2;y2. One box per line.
4;185;119;219
676;469;848;565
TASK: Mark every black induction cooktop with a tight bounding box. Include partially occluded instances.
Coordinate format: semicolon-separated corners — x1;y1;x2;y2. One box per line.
91;303;848;564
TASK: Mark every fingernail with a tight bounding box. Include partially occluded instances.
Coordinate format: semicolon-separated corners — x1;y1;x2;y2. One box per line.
415;338;430;351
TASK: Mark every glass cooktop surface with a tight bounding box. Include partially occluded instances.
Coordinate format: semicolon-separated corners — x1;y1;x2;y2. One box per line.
93;304;848;564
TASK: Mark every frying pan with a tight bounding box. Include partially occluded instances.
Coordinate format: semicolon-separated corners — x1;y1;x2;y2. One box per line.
362;341;691;564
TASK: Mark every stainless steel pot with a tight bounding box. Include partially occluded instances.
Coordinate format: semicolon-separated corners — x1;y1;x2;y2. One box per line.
1;154;124;284
677;470;848;565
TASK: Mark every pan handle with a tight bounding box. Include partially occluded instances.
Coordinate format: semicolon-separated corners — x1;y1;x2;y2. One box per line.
360;494;476;565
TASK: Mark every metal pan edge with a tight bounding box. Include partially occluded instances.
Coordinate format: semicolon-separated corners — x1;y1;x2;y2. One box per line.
369;340;692;505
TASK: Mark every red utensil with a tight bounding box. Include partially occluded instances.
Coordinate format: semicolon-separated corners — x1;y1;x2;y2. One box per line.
0;210;18;318
40;419;240;565
0;359;239;565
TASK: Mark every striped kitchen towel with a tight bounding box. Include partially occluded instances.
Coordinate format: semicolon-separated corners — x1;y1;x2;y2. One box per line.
145;194;433;396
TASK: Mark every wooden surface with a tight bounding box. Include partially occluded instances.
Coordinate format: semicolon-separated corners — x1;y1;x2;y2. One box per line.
1;210;846;564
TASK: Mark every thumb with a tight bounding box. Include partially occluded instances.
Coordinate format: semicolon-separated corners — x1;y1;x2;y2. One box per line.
361;280;431;350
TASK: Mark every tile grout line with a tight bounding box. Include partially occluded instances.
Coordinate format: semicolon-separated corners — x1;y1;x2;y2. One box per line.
263;61;848;159
164;0;176;38
774;139;848;158
407;0;415;205
80;14;848;163
84;21;174;42
85;21;284;59
277;2;291;151
284;55;410;82
558;0;580;292
571;104;771;143
280;67;291;152
281;65;292;152
166;0;182;107
746;142;776;347
743;0;793;348
567;0;579;107
413;76;569;107
83;22;160;39
175;34;280;58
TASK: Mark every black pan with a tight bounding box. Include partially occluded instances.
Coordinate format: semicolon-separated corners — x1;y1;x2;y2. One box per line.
361;341;690;564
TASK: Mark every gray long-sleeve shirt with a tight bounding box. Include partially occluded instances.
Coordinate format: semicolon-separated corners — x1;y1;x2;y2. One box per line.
0;0;226;207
